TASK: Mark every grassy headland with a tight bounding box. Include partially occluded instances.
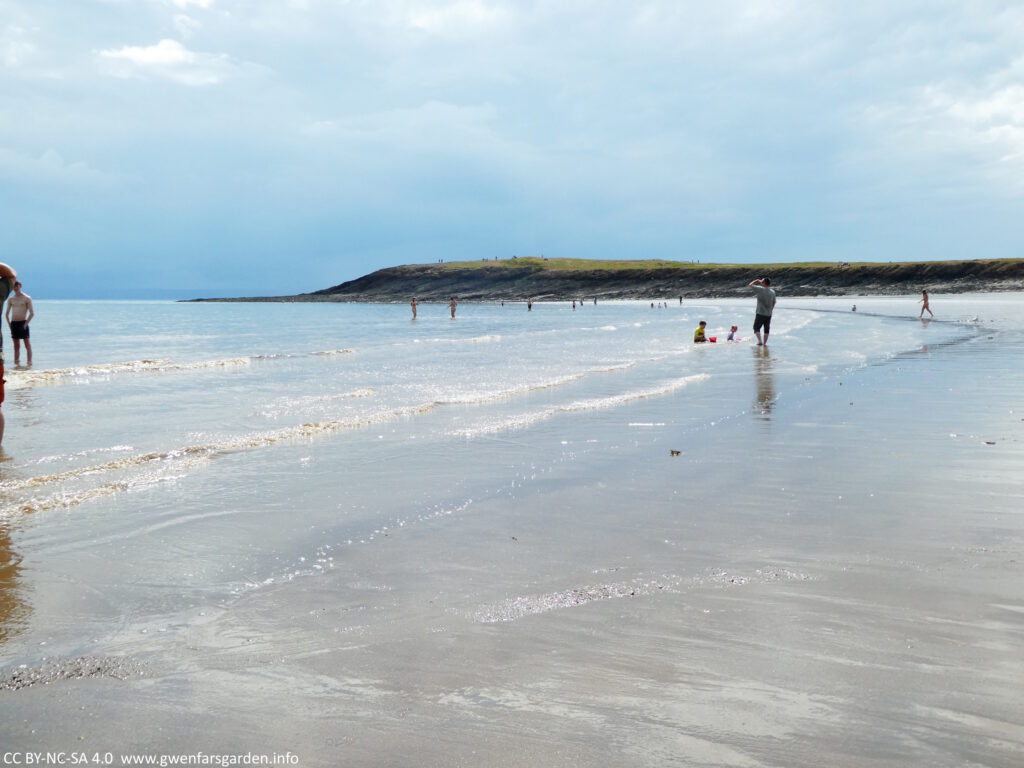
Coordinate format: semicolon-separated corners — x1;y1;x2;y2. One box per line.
194;257;1024;302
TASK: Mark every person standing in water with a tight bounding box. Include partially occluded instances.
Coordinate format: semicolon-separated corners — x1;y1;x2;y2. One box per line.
5;280;32;365
411;297;418;319
919;290;933;318
0;262;19;445
748;277;776;346
449;297;457;319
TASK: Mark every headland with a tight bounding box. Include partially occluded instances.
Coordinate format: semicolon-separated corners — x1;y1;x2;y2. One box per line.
193;256;1024;302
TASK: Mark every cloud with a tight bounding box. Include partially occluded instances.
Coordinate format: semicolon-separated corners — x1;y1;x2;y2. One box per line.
2;25;36;68
173;14;202;39
406;0;510;36
95;38;242;86
859;72;1024;195
7;0;1024;296
100;38;195;66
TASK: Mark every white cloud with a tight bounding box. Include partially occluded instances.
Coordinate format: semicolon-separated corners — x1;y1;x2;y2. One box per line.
100;38;195;66
170;0;213;9
406;0;510;36
860;74;1024;194
931;83;1024;164
2;25;36;68
95;38;247;86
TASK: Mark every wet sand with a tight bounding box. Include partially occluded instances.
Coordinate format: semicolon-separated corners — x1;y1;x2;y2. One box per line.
2;320;1023;766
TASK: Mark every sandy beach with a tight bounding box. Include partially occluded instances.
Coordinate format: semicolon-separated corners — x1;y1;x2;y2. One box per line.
1;296;1022;766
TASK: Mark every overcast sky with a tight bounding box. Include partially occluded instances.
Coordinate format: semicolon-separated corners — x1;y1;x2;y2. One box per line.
3;1;1023;297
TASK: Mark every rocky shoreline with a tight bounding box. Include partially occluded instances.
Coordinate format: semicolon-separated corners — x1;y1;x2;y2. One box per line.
193;257;1024;302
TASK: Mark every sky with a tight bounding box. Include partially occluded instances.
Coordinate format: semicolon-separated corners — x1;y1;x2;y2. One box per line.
3;1;1024;298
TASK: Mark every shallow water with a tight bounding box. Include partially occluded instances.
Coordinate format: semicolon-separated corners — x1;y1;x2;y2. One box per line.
1;294;1022;766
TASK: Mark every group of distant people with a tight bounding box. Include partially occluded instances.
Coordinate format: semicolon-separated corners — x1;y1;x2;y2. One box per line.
410;297;461;320
411;279;937;346
694;279;937;346
694;277;776;346
1;262;34;445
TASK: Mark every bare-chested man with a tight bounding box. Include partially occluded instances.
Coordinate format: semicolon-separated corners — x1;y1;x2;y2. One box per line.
6;279;33;365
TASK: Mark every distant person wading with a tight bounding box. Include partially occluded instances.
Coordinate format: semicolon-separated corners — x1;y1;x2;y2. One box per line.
919;290;933;319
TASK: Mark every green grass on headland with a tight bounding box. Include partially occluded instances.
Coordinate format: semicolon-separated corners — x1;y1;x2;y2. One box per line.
427;256;1023;273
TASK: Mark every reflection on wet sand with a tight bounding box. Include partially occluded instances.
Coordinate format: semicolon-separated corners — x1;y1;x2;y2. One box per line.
753;346;775;420
0;524;28;645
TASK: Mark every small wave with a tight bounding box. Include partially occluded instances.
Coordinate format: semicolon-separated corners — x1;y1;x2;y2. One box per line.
421;335;502;345
473;566;813;623
450;373;710;438
474;579;678;623
6;349;356;389
34;445;136;466
0;402;439;518
239;498;476;594
260;387;375;419
778;312;821;335
433;362;635;406
4;357;252;389
310;348;354;356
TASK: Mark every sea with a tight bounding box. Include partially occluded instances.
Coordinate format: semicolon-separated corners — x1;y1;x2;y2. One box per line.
1;294;1022;767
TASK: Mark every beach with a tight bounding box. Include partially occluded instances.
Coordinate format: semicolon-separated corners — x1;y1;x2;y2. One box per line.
1;295;1022;766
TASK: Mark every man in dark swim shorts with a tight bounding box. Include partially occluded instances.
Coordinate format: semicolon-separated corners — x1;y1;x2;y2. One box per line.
749;277;776;347
6;279;33;365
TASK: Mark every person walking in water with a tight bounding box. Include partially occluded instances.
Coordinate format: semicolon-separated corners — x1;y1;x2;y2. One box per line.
449;297;457;319
0;262;19;445
749;276;776;347
5;278;32;366
411;297;418;319
919;290;933;318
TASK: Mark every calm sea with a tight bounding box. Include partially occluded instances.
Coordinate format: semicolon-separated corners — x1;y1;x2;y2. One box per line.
0;295;1001;629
